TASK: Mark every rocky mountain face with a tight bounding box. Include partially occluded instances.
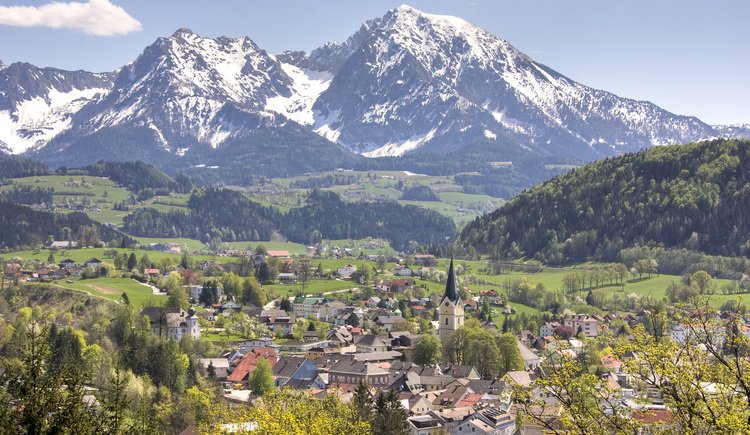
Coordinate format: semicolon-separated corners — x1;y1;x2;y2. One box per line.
29;29;356;176
0;5;739;180
302;5;717;158
0;62;113;154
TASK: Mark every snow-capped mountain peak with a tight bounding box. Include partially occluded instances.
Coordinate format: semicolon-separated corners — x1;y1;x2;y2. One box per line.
307;5;715;158
0;63;113;154
6;5;739;173
75;30;298;150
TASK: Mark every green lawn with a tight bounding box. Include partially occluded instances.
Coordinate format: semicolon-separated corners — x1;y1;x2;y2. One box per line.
265;279;357;298
591;274;737;308
200;330;247;342
491;302;539;326
49;277;165;307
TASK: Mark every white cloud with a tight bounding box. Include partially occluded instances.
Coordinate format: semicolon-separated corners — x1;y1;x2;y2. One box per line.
0;0;142;36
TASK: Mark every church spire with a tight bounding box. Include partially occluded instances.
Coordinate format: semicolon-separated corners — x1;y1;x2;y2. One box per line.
444;257;459;302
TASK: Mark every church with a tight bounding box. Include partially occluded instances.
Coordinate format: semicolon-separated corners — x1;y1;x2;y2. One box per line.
438;258;464;343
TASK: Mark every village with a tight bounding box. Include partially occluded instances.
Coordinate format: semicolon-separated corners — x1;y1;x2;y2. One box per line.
3;242;746;434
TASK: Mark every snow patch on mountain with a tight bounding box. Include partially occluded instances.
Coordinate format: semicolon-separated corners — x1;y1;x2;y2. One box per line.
313;109;342;143
265;63;332;125
0;87;108;153
363;128;437;157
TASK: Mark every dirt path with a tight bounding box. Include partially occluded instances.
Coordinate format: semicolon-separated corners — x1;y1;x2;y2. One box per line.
137;281;166;295
84;284;119;295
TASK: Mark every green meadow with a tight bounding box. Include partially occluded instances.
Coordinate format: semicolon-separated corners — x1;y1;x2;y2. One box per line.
45;277;165;307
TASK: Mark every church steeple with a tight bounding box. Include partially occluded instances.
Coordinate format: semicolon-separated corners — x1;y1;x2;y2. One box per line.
444;257;459;303
439;257;464;344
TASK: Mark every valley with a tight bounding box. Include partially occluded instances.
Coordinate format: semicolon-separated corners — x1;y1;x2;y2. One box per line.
0;2;747;433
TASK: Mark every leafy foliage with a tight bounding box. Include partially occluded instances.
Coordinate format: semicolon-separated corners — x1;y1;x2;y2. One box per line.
444;319;524;378
371;389;409;435
203;389;371;434
413;334;442;365
282;189;455;250
517;300;750;433
249;358;275;396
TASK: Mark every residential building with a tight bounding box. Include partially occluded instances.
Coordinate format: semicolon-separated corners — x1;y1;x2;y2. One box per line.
517;340;541;370
563;314;602;338
273;356;321;388
328;357;391;386
198;358;230;380
413;254;437;266
140;307;201;340
278;272;297;284
394;265;414;277
45;240;78;250
337;264;357;279
237;337;274;352
408;414;443;435
356;334;390;353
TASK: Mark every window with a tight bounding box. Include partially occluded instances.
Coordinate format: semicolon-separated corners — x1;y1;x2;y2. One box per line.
445;318;448;325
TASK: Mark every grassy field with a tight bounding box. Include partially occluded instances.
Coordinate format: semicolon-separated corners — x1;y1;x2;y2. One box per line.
222;241;308;255
3;175;133;225
265;279;357;298
266;170;505;227
49;277;165;307
2;247;219;265
491;302;539;326
2;176;193;227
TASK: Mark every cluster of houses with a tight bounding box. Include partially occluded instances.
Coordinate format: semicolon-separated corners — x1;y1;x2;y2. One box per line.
196;327;541;434
3;257;104;283
9;248;731;432
180;266;705;434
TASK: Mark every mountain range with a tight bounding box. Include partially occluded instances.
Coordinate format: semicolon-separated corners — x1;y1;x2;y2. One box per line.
0;5;742;183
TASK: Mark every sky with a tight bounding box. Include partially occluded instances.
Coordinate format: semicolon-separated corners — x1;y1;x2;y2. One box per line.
0;0;748;125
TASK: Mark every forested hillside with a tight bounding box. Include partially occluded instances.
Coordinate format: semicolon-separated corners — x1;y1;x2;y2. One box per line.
0;155;50;179
282;189;455;249
123;188;456;250
122;188;279;242
460;139;750;263
0;203;132;248
74;161;193;199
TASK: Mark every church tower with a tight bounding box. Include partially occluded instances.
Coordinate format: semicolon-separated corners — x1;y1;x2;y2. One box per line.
439;258;464;343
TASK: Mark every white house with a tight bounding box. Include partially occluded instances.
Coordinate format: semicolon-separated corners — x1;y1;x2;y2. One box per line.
394;265;414;277
337;264;357;279
564;314;602;338
539;322;559;338
238;337;274;352
140;307;200;340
